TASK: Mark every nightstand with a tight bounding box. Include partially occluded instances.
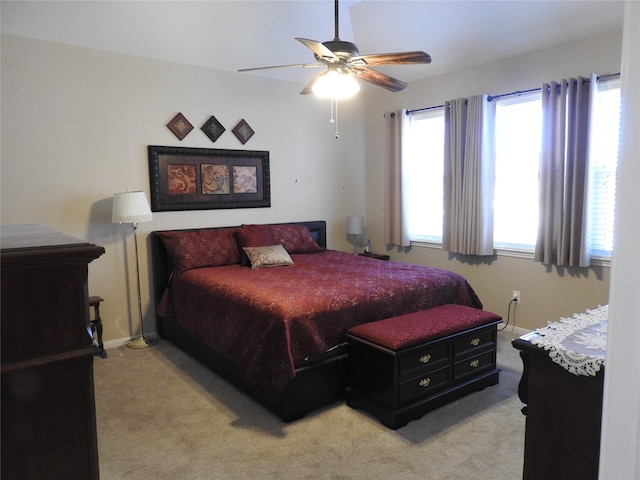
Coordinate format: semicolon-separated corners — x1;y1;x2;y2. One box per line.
358;252;390;261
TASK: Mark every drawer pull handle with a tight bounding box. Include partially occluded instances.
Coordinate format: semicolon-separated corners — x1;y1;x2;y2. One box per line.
419;378;431;387
470;338;480;346
419;354;431;364
470;359;480;368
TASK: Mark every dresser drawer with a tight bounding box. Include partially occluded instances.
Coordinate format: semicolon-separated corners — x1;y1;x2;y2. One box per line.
399;365;451;404
398;342;449;380
453;349;495;380
453;327;496;357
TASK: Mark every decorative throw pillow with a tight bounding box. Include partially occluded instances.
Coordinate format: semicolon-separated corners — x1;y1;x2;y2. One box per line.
243;244;294;269
157;228;240;272
269;224;324;254
235;224;276;265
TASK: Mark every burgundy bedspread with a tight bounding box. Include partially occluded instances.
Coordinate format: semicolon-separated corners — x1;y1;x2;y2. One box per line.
161;250;482;402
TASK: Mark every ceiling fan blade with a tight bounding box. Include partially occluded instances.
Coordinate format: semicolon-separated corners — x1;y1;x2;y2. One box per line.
349;66;407;92
299;71;326;95
295;38;338;62
350;51;431;66
238;62;324;72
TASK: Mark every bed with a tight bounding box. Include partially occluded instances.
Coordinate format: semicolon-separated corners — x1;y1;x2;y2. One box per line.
151;220;483;422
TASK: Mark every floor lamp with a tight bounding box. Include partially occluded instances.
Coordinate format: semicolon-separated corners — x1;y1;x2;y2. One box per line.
346;216;364;255
112;190;156;349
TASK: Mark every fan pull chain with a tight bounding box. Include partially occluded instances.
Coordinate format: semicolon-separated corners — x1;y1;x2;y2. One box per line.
330;98;340;139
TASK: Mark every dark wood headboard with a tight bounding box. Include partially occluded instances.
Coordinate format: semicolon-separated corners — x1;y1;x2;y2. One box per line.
150;220;327;309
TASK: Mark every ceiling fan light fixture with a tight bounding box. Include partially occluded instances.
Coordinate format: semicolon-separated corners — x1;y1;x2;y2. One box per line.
312;70;360;99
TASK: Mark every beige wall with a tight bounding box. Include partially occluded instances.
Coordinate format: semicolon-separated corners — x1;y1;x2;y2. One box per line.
1;34;366;344
1;29;623;340
396;246;609;330
363;30;622;330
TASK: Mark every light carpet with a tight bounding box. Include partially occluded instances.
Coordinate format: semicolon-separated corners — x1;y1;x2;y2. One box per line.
94;330;525;480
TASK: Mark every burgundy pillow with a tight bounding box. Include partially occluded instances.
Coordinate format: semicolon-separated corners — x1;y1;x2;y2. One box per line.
235;224;276;265
269;224;324;254
157;228;240;272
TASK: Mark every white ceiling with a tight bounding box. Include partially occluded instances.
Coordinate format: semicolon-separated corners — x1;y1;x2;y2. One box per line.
1;0;625;90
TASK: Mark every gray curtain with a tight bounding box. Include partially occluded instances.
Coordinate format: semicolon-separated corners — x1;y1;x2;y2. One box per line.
384;110;410;247
535;77;594;266
443;95;495;255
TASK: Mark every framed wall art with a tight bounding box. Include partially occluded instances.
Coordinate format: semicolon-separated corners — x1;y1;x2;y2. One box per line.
166;113;193;140
232;119;255;144
148;145;270;211
201;115;225;143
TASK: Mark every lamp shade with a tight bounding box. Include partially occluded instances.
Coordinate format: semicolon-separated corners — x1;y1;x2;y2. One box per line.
346;216;364;235
112;191;153;224
313;70;360;99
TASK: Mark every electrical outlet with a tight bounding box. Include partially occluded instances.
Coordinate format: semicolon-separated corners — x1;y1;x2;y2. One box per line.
512;290;521;304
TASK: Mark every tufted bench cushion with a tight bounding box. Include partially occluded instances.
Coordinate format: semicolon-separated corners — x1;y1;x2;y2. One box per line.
347;304;502;351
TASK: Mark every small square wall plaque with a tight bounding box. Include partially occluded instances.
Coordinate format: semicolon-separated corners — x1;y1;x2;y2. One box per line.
201;115;226;143
167;113;193;140
232;119;254;145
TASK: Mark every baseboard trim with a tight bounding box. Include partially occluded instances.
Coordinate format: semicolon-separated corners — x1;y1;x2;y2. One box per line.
102;332;159;351
498;325;531;336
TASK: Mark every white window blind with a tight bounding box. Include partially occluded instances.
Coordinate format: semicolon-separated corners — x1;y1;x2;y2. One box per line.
588;76;620;255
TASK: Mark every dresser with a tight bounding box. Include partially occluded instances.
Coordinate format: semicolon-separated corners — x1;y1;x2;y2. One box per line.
1;225;105;480
512;306;607;480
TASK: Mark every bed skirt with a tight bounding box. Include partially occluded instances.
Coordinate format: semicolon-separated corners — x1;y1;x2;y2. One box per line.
158;314;348;422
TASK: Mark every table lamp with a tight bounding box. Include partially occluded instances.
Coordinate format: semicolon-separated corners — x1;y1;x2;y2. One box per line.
346;216;364;255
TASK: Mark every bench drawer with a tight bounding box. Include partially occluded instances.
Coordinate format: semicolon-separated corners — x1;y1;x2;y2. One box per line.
399;365;450;404
453;327;496;357
453;349;495;380
398;342;449;380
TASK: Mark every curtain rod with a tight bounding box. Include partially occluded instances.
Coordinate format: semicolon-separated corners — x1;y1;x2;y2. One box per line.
486;87;540;102
406;72;620;114
406;104;444;114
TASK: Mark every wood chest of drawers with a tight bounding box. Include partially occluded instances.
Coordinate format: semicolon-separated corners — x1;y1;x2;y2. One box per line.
346;305;501;429
513;332;604;480
1;225;105;480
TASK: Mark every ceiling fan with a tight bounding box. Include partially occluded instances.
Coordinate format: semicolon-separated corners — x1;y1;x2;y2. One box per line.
238;0;431;96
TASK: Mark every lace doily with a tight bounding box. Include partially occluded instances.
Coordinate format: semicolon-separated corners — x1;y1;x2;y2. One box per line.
530;305;608;376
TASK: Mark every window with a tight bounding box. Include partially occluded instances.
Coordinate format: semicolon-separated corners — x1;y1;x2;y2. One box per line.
493;92;542;250
406;108;445;242
405;76;620;259
588;77;620;255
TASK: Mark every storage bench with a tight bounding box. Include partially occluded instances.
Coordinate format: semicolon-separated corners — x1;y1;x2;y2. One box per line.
346;304;502;429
